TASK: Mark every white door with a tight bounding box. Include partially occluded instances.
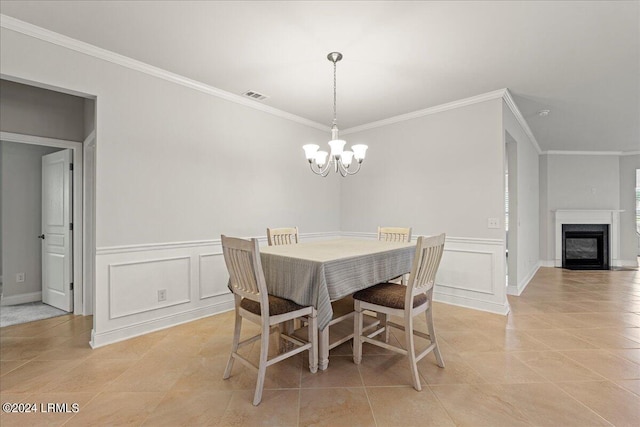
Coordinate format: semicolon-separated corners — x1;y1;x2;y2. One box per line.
41;149;73;312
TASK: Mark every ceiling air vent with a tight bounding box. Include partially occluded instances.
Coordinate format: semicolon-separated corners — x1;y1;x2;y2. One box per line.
242;90;269;101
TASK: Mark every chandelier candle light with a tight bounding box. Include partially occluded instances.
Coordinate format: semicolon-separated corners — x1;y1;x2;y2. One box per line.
303;52;368;177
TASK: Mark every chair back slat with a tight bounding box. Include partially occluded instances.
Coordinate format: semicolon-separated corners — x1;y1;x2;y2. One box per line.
407;234;446;295
222;235;268;305
267;227;299;246
377;226;412;243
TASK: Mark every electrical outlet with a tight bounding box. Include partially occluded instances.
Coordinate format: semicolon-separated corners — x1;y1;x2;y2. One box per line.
16;273;25;283
487;218;500;229
157;289;167;302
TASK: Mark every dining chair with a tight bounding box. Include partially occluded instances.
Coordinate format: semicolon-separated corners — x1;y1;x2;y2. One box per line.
267;226;299;246
353;233;446;391
377;226;412;243
377;226;413;341
221;235;318;405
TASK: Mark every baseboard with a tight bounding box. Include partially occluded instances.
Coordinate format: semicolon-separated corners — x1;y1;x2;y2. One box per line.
90;298;234;348
0;291;42;306
433;290;510;315
616;259;639;268
508;262;541;296
539;260;555;267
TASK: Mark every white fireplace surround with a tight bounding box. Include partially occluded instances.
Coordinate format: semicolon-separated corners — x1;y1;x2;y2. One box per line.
554;210;623;268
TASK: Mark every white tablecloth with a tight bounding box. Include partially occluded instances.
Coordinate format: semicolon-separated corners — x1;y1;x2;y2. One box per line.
260;238;415;330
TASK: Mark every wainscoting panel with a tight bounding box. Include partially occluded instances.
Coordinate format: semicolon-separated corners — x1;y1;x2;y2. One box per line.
199;253;229;299
92;231;340;348
92;232;506;348
437;249;494;295
434;237;509;315
108;256;191;319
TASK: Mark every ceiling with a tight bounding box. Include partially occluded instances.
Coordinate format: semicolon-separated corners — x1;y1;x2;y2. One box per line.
1;1;638;152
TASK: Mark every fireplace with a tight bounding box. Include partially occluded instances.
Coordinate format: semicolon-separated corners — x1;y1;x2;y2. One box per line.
562;224;609;270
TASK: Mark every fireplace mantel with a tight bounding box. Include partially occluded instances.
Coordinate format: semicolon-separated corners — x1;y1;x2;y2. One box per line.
554;210;623;268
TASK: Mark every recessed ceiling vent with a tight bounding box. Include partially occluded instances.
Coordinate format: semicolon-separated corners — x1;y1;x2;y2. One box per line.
242;90;269;101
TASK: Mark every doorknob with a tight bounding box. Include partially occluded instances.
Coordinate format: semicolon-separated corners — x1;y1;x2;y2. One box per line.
38;234;45;240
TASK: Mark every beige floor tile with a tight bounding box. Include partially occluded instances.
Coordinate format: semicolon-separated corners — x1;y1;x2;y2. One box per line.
141;390;232;426
431;382;611;427
558;381;640;427
103;354;192;392
1;266;639;426
88;332;166;360
39;358;135;393
511;351;605;382
460;352;547;384
506;314;555;330
301;355;362;388
610;348;640;365
63;391;164;426
567;328;640;349
0;391;96;427
480;328;551;352
0;336;72;361
559;349;640;380
221;389;300;426
0;360;28;376
0;359;84;393
520;329;598;350
367;386;455;426
298;387;375;427
418;350;486;385
357;354;425;388
438;330;504;353
614;379;640;396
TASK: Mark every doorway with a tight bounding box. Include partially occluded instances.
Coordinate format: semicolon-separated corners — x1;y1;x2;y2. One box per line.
0;134;92;321
0;78;96;324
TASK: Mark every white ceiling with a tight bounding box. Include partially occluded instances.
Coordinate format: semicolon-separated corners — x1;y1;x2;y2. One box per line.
1;1;638;152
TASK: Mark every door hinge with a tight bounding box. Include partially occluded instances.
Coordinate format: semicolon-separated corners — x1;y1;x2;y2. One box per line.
70;163;74;171
69;222;73;231
70;283;74;291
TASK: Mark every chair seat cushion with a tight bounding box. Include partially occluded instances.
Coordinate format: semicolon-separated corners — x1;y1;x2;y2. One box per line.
241;295;307;316
353;283;427;309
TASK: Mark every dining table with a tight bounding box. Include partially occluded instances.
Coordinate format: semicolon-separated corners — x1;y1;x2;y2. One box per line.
260;237;416;369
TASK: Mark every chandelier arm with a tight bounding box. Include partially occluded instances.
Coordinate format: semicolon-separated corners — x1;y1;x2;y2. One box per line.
309;160;333;177
344;161;363;176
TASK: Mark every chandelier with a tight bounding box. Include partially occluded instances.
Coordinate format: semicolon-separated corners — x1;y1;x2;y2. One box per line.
303;52;368;177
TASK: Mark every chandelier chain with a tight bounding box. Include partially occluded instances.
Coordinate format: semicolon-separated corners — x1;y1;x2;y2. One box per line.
333;60;337;124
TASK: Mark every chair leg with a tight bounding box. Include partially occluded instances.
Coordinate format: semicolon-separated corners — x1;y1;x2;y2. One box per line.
308;309;318;373
253;321;270;406
426;305;444;368
223;305;242;380
405;313;421;391
353;302;363;364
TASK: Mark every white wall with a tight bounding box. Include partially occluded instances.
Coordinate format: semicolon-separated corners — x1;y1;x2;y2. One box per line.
502;102;540;294
0;141;62;304
619;154;640;265
541;154;621;262
1;26;339;346
341;99;510;314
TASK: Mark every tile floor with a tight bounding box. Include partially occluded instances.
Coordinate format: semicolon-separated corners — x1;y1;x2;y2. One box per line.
1;267;639;426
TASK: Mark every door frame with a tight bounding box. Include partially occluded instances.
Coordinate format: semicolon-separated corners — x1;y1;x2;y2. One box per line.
0;131;92;315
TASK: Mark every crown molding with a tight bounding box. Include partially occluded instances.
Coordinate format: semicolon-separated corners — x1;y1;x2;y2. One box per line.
501;88;543;154
341;89;508;136
341;88;543;155
543;150;639;156
0;14;329;132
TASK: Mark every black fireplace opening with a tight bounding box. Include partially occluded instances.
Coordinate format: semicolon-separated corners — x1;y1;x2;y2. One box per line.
562;224;609;270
